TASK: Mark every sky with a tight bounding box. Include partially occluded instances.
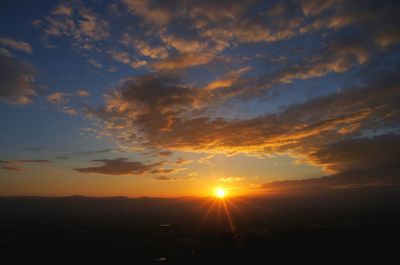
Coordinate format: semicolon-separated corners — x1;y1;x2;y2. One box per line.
0;0;399;197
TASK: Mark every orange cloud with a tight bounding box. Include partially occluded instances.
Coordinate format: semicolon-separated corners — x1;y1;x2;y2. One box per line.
46;92;70;104
89;70;400;181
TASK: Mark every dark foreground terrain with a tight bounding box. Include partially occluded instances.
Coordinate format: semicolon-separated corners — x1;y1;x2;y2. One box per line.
1;189;399;265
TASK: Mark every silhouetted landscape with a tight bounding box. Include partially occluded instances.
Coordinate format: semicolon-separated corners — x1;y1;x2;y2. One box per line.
1;188;399;264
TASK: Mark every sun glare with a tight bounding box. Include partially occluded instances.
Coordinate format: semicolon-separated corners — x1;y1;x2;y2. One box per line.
214;187;227;198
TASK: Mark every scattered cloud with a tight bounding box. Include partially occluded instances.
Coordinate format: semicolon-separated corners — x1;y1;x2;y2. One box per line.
261;37;369;87
37;2;109;50
107;49;147;69
3;0;400;193
46;89;90;115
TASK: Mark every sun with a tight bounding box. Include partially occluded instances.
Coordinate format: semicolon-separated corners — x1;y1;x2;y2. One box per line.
214;187;227;199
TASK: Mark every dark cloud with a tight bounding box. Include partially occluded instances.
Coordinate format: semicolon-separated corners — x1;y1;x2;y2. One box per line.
154;176;173;181
78;149;113;156
300;0;400;48
0;160;52;171
55;156;69;160
91;74;201;142
308;134;400;174
263;170;400;194
28;146;46;151
55;149;113;160
150;168;177;174
0;55;37;105
74;158;163;175
154;176;193;181
159;150;173;157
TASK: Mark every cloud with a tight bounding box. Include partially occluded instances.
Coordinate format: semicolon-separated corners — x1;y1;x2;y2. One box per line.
308;134;400;174
46;90;89;115
203;67;250;91
121;35;169;59
107;49;147;69
91;74;201;141
74;158;163;175
78;6;110;41
149;168;177;174
56;156;69;160
263;159;400;194
60;106;78;115
46;92;70;104
87;59;102;68
55;149;113;160
117;0;306;72
176;158;192;164
123;0;172;27
38;2;109;49
51;4;73;16
28;146;46;151
153;176;193;181
159;150;172;157
300;0;337;16
152;52;215;70
254;37;370;93
263;171;400;194
0;54;37;105
89;67;400;186
76;90;90;97
33;0;400;78
0;47;12;57
299;0;400;48
0;37;33;53
219;177;244;183
76;149;113;156
160;34;205;54
0;160;52;171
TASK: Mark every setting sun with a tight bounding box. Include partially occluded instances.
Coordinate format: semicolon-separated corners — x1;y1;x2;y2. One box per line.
214;187;227;198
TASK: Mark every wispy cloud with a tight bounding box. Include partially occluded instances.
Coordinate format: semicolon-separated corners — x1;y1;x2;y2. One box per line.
74;158;163;176
0;37;33;53
0;160;52;171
